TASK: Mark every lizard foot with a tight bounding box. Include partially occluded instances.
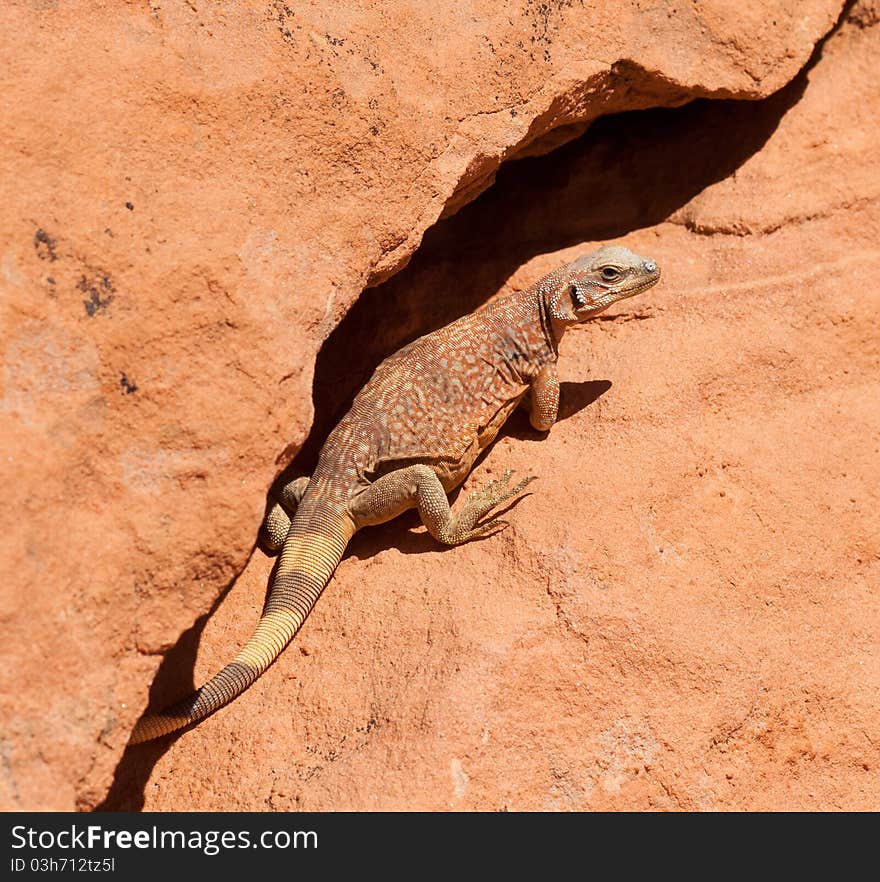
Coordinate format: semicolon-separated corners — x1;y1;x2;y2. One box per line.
261;502;291;551
467;470;535;514
261;475;310;551
444;470;536;544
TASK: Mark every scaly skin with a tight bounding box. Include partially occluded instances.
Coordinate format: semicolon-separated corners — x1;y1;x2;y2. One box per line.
129;245;660;744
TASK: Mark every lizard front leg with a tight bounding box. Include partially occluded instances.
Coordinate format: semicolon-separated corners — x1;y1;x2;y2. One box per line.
349;465;534;545
262;475;310;550
529;363;560;432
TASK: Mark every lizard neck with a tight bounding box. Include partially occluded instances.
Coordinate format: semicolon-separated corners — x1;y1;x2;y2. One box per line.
482;287;560;380
537;287;567;357
530;268;577;350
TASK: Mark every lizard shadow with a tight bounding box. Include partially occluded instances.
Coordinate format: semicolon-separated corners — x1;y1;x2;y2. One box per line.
102;45;818;811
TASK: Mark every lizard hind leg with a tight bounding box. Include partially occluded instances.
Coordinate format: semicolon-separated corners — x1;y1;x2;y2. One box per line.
261;475;311;551
350;464;535;547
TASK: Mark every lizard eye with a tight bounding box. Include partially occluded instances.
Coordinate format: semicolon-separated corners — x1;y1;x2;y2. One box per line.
601;266;621;281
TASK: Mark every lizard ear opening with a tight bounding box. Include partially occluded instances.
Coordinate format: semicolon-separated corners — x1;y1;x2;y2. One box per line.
569;283;587;312
547;279;579;323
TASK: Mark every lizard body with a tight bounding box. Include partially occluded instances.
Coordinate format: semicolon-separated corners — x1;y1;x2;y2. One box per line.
130;245;660;744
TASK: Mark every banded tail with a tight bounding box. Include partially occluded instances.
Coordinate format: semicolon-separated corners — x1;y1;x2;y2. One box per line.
129;495;356;744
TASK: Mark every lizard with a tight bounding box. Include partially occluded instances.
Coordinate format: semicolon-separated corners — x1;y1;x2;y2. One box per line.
129;244;660;744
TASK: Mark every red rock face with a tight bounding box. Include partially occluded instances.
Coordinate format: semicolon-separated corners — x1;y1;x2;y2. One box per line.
1;1;876;810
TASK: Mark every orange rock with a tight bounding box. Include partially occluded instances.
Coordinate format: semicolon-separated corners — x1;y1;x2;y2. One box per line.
2;0;876;810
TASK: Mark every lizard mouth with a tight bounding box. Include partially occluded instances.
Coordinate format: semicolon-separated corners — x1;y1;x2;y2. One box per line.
581;274;660;312
621;271;661;299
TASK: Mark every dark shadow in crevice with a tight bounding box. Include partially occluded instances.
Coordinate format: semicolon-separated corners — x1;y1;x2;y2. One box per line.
279;63;811;490
98;13;839;809
94;557;248;811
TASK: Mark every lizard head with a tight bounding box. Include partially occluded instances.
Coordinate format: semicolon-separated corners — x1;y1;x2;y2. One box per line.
546;245;660;324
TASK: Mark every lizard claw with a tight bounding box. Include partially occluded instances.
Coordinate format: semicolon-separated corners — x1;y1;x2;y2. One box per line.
464;518;509;541
442;471;537;545
462;471;536;528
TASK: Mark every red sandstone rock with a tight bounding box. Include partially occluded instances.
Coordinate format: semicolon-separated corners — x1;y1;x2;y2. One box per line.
2;0;875;810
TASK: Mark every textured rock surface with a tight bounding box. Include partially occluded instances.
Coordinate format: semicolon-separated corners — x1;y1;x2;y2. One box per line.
107;2;878;811
0;0;872;810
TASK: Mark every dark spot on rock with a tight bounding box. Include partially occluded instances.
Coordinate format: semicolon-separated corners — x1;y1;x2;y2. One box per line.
355;716;378;735
370;125;379;136
34;228;57;261
78;273;115;316
120;373;138;394
125;202;134;211
272;0;297;45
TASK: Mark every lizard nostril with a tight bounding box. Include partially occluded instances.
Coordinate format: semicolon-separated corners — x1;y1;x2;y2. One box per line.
644;260;657;273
